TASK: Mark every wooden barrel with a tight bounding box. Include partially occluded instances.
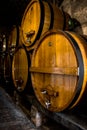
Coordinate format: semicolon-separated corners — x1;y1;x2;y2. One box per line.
2;34;7;53
3;53;12;82
12;45;30;92
0;55;4;81
0;53;12;83
30;30;87;112
8;25;22;54
21;0;71;48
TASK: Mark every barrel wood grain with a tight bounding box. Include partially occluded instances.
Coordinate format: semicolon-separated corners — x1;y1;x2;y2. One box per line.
30;30;87;112
12;46;29;92
21;0;70;49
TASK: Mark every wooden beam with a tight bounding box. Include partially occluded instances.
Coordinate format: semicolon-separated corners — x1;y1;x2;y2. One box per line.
29;67;79;76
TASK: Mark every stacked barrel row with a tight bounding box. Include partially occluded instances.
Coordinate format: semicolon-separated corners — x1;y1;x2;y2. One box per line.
11;0;73;92
1;0;87;112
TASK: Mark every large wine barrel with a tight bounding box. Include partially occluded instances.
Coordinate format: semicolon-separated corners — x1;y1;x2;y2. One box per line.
12;45;30;92
0;53;12;83
30;30;87;112
2;34;7;53
8;25;22;54
3;53;12;82
0;55;4;81
21;0;71;48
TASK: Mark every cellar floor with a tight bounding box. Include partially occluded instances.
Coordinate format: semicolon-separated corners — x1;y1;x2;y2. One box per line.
0;86;37;130
2;84;87;130
0;86;67;130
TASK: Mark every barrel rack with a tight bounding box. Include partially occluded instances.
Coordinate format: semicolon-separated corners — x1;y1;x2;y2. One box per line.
25;95;87;130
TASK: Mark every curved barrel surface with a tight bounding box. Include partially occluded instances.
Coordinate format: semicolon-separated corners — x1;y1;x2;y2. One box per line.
3;54;12;82
12;46;29;92
30;30;87;112
21;0;71;48
8;25;23;54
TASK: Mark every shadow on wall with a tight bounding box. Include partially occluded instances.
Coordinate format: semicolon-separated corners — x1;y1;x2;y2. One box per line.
71;18;83;34
70;0;87;35
60;0;87;35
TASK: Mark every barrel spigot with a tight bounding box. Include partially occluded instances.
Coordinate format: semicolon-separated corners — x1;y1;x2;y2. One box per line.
45;100;51;109
15;77;24;91
25;30;35;44
15;77;24;85
17;86;22;91
41;88;58;97
41;90;47;94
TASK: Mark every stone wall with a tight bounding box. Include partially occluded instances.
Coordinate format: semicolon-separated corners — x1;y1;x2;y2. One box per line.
61;0;87;35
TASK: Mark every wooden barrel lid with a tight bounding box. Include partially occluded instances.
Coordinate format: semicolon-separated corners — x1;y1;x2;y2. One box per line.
21;0;64;48
8;25;19;52
30;30;87;112
12;46;29;92
21;0;43;47
2;35;7;52
3;54;11;81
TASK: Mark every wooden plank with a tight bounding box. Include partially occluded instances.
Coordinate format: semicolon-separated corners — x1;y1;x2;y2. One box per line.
29;67;79;76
